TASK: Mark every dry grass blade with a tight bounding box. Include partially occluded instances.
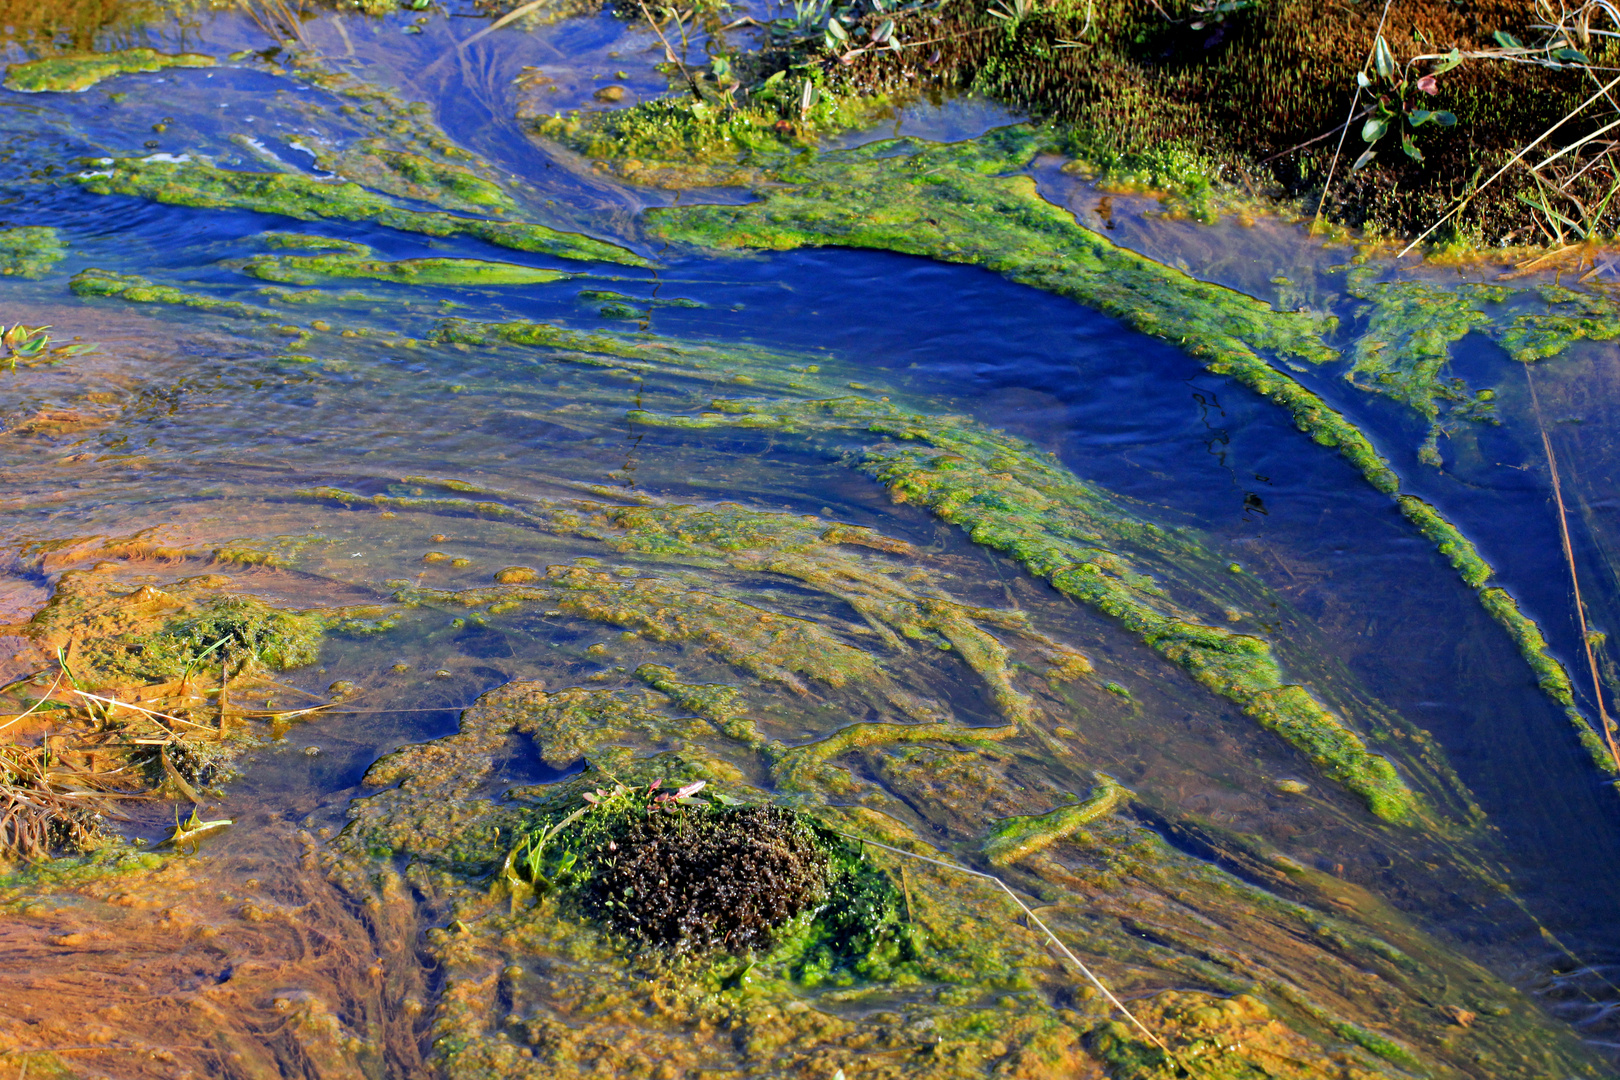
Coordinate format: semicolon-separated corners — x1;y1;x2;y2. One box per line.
237;0;309;46
1525;364;1620;775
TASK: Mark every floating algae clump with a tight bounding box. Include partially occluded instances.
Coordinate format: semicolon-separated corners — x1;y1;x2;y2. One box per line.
982;774;1128;866
74;158;650;267
241;252;571;287
648;127;1340;379
0;227;66;278
333;677;1606;1080
632;395;1418;820
4;48;213;93
1496;282;1620;362
1338;272;1506;466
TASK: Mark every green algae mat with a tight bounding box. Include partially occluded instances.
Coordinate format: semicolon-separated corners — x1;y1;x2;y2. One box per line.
0;1;1616;1078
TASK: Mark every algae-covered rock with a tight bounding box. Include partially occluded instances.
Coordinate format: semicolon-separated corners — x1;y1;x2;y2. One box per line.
4;48;213;93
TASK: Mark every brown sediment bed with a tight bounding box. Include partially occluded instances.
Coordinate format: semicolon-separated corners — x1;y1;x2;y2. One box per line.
0;829;431;1078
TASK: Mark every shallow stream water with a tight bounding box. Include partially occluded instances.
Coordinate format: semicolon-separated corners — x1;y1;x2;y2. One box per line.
4;3;1620;1078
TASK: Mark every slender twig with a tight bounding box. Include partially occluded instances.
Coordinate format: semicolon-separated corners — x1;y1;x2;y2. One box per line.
1525;364;1620;774
1260;109;1372;165
839;832;1170;1053
67;690;214;732
455;0;553;50
636;0;704;99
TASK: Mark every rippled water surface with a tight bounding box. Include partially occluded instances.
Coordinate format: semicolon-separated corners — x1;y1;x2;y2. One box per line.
3;3;1620;1078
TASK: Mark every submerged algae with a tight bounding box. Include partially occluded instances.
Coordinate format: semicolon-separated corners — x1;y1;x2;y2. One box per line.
982;774;1128;866
314;141;515;215
649;128;1339;377
315;487;1092;737
631;396;1418;820
4;48;213;93
74;158;650;267
0;226;65;278
70;267;275;319
1497;282;1620;362
1339;273;1505;467
334;678;1601;1080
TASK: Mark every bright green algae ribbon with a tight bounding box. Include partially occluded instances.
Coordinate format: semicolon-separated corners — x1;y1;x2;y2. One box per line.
240;252;572;287
73;157;651;268
629;395;1420;821
4;49;214;93
69;268;276;319
642;125;1618;781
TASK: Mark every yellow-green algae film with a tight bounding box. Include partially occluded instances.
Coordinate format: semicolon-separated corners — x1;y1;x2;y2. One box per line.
239;251;572;287
73;156;652;267
4;47;213;93
0;226;66;277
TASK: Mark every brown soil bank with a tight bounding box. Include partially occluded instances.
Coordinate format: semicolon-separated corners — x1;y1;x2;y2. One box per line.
834;0;1617;247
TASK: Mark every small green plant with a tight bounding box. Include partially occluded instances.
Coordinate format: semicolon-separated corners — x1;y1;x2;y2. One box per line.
1352;35;1459;171
0;324;94;371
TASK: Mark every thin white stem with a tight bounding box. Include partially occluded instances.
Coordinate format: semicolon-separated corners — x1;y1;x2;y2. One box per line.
1314;0;1396;227
841;831;1169;1053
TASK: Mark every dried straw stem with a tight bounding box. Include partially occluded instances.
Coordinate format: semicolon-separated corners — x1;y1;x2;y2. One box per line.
1525;363;1620;774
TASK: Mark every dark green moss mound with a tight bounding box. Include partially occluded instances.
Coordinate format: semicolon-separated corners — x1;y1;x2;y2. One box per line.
582;803;827;955
84;594;322;681
512;786;912;975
